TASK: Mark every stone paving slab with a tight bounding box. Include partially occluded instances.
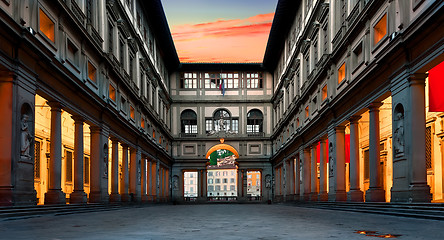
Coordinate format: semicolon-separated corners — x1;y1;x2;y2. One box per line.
0;204;443;240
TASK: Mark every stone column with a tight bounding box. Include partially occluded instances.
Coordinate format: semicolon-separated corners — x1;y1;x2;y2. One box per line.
334;126;347;202
237;169;243;200
295;155;301;199
44;102;66;204
147;160;153;201
289;158;295;201
129;147;138;201
120;144;129;202
89;126;109;203
155;159;160;202
109;138;120;202
319;138;328;201
310;144;318;201
141;157;148;202
303;148;311;201
70;116;87;204
365;102;385;202
407;74;431;202
349;116;364;202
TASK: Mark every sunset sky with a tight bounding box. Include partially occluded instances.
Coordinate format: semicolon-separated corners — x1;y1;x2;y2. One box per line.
161;0;278;63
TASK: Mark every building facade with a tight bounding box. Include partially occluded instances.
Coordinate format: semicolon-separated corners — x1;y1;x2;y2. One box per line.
0;0;443;206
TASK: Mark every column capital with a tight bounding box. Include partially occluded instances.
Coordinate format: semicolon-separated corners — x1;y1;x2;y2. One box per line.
110;136;119;143
47;101;63;111
408;73;428;85
349;115;362;124
368;102;383;111
89;125;102;134
71;115;85;123
121;143;129;149
335;125;346;132
319;136;328;143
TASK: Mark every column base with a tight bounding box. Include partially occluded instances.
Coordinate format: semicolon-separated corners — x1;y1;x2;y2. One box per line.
329;190;347;202
44;189;66;205
70;191;87;204
0;187;13;206
318;191;328;201
365;188;385;202
348;189;364;202
89;191;109;203
302;193;310;201
409;183;431;202
109;193;121;202
120;193;130;202
309;192;318;201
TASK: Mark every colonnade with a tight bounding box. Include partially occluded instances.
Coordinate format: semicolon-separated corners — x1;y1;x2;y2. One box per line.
37;100;170;205
274;73;433;202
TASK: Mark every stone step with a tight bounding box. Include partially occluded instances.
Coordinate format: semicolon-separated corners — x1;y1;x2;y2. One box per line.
0;204;124;219
299;202;444;221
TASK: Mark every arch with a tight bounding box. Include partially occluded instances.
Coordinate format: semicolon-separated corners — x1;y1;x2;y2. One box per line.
247;109;263;133
180;109;197;134
213;108;231;118
205;143;240;159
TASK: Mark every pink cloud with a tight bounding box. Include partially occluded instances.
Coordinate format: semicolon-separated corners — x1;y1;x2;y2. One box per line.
170;13;274;63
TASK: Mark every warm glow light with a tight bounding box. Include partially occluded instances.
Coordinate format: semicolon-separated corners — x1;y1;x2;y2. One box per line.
322;85;328;101
374;14;387;46
171;13;274;62
88;61;96;83
130;106;135;119
338;63;346;84
305;106;309;118
109;84;116;102
141;118;145;129
39;9;55;42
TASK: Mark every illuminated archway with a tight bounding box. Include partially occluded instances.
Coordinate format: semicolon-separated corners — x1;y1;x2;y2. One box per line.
205;143;240;159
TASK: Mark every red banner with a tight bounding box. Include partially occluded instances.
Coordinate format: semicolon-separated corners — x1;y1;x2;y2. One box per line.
429;61;444;112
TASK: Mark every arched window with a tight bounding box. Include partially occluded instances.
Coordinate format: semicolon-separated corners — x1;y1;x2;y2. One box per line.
247;109;263;133
181;110;197;134
213;109;231;132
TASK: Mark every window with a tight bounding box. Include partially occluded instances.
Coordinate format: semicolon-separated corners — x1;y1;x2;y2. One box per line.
84;156;90;184
246;72;263;88
65;150;73;182
204;73;221;89
352;42;363;69
180;72;198;89
213;109;232;132
208;179;213;184
305;106;309;118
108;22;114;53
129;54;134;80
215;179;220;184
141;118;145;129
88;61;97;83
67;40;79;67
220;72;239;88
373;14;387;46
130;106;135;119
119;38;125;65
39;8;55;42
208;172;213;177
338;63;346;84
247;109;263;133
109;84;116;102
181;110;197;134
230;178;235;183
313;38;318;64
205;119;212;133
322;85;328;101
121;97;127;114
230;185;235;191
86;0;93;24
215;185;221;191
232;119;239;133
364;149;369;180
223;179;228;183
305;53;310;78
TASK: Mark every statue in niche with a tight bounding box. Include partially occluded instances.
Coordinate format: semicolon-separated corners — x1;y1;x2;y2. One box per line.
265;175;271;188
103;145;108;177
218;118;225;132
172;176;179;190
329;143;335;176
20;114;33;157
394;112;405;156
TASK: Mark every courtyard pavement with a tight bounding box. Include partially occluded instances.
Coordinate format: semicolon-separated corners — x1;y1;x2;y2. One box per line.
0;203;443;240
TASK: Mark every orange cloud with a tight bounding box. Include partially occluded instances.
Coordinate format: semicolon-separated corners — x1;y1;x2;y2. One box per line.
171;13;274;63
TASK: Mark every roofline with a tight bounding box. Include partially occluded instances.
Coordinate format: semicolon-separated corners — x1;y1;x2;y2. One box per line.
178;63;265;71
141;0;180;71
262;0;300;71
